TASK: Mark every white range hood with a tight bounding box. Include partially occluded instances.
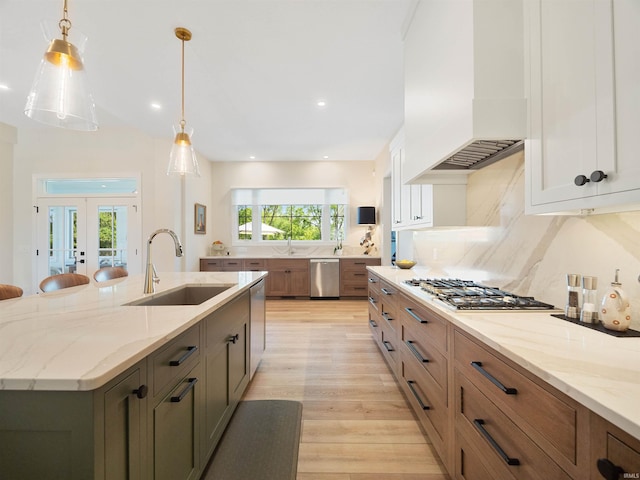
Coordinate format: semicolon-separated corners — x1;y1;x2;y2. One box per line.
402;0;526;184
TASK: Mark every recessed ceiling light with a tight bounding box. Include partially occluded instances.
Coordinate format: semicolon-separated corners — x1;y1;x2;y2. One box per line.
150;102;162;110
323;155;329;159
249;155;256;160
0;84;9;91
316;100;327;108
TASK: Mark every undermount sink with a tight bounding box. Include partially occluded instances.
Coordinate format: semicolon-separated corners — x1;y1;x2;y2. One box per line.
125;285;231;306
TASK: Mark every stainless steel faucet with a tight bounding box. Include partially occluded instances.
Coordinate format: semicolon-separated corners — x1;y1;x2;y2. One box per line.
144;228;184;294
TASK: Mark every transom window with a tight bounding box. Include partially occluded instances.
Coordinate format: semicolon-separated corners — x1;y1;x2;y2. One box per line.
232;188;347;244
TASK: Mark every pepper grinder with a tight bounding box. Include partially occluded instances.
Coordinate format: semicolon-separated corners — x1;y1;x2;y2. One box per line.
565;274;581;319
580;276;598;324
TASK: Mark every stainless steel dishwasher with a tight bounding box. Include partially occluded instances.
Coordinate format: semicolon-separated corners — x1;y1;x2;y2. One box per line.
310;258;340;299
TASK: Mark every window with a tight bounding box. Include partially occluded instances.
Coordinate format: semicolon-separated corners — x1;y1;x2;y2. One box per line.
232;188;347;244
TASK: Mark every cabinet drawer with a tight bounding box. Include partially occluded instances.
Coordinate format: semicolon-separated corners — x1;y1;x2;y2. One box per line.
200;259;222;271
340;258;379;269
378;280;399;334
455;370;571;480
379;321;398;371
399;296;448;355
151;325;201;398
401;355;447;446
454;330;578;466
401;323;447;403
221;259;243;271
244;259;266;271
342;284;369;296
456;427;501;480
266;258;309;271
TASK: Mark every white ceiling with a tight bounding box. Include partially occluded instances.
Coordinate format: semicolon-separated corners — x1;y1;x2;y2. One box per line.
0;0;413;162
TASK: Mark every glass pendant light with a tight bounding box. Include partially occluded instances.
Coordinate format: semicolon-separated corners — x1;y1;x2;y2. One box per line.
24;0;98;131
167;27;200;176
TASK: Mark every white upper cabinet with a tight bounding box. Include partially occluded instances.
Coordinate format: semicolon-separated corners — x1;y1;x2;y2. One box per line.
391;129;411;229
403;0;526;184
525;0;640;214
390;129;467;231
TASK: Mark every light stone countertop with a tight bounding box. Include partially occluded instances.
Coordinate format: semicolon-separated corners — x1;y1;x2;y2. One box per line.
369;266;640;441
200;255;380;259
0;271;266;392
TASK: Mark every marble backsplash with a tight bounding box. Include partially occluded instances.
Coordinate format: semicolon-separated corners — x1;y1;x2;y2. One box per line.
411;150;640;329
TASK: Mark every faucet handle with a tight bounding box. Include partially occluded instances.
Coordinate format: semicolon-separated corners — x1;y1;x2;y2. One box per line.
152;264;160;283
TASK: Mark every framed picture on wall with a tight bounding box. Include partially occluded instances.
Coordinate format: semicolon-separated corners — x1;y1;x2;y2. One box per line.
195;203;206;234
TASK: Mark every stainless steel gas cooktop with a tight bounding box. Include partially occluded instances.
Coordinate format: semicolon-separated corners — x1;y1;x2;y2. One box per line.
404;278;555;311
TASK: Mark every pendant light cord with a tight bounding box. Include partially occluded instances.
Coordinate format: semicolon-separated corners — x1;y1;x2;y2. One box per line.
59;0;72;41
181;35;185;128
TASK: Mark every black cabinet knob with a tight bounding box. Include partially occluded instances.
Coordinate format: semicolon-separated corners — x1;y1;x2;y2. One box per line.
590;170;608;182
574;174;590;186
596;458;624;480
133;384;148;399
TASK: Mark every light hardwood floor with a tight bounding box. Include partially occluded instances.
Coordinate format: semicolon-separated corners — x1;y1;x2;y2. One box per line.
242;299;450;480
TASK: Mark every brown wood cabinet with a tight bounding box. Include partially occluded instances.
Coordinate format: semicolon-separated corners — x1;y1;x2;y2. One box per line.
377;277;401;374
339;258;381;297
366;275;615;480
590;413;640;480
201;257;381;299
265;258;310;297
398;292;451;469
200;258;247;272
367;271;382;346
200;258;223;271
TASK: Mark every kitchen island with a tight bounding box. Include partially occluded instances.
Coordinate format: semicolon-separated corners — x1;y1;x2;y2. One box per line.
0;271;266;480
368;266;640;479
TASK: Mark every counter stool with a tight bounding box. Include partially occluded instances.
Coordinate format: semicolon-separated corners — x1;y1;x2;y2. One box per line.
93;266;128;282
0;284;23;300
39;273;91;292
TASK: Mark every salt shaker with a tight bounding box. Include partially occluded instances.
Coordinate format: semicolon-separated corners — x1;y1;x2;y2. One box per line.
565;274;581;319
580;276;598;324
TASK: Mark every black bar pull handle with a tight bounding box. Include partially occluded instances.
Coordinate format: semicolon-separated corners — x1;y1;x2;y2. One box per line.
381;312;393;322
368;296;376;305
383;340;394;352
369;319;378;328
169;345;198;366
368;277;378;283
471;361;517;395
381;287;393;295
406;380;430;410
406;340;429;363
228;334;240;344
405;307;428;324
473;419;520;466
170;378;198;403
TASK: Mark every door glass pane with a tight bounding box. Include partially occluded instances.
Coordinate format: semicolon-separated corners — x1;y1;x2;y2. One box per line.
47;206;78;275
97;205;128;270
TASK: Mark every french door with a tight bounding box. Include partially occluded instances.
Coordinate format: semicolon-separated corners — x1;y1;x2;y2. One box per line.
36;197;141;287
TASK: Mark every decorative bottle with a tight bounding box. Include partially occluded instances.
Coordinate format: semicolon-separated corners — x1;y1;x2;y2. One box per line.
600;269;631;332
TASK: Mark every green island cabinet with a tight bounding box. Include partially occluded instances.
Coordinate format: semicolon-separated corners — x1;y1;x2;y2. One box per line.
0;290;252;480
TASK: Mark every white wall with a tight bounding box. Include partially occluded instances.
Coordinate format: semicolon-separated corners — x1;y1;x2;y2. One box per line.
0;123;17;285
209;160;378;256
9;124;212;294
